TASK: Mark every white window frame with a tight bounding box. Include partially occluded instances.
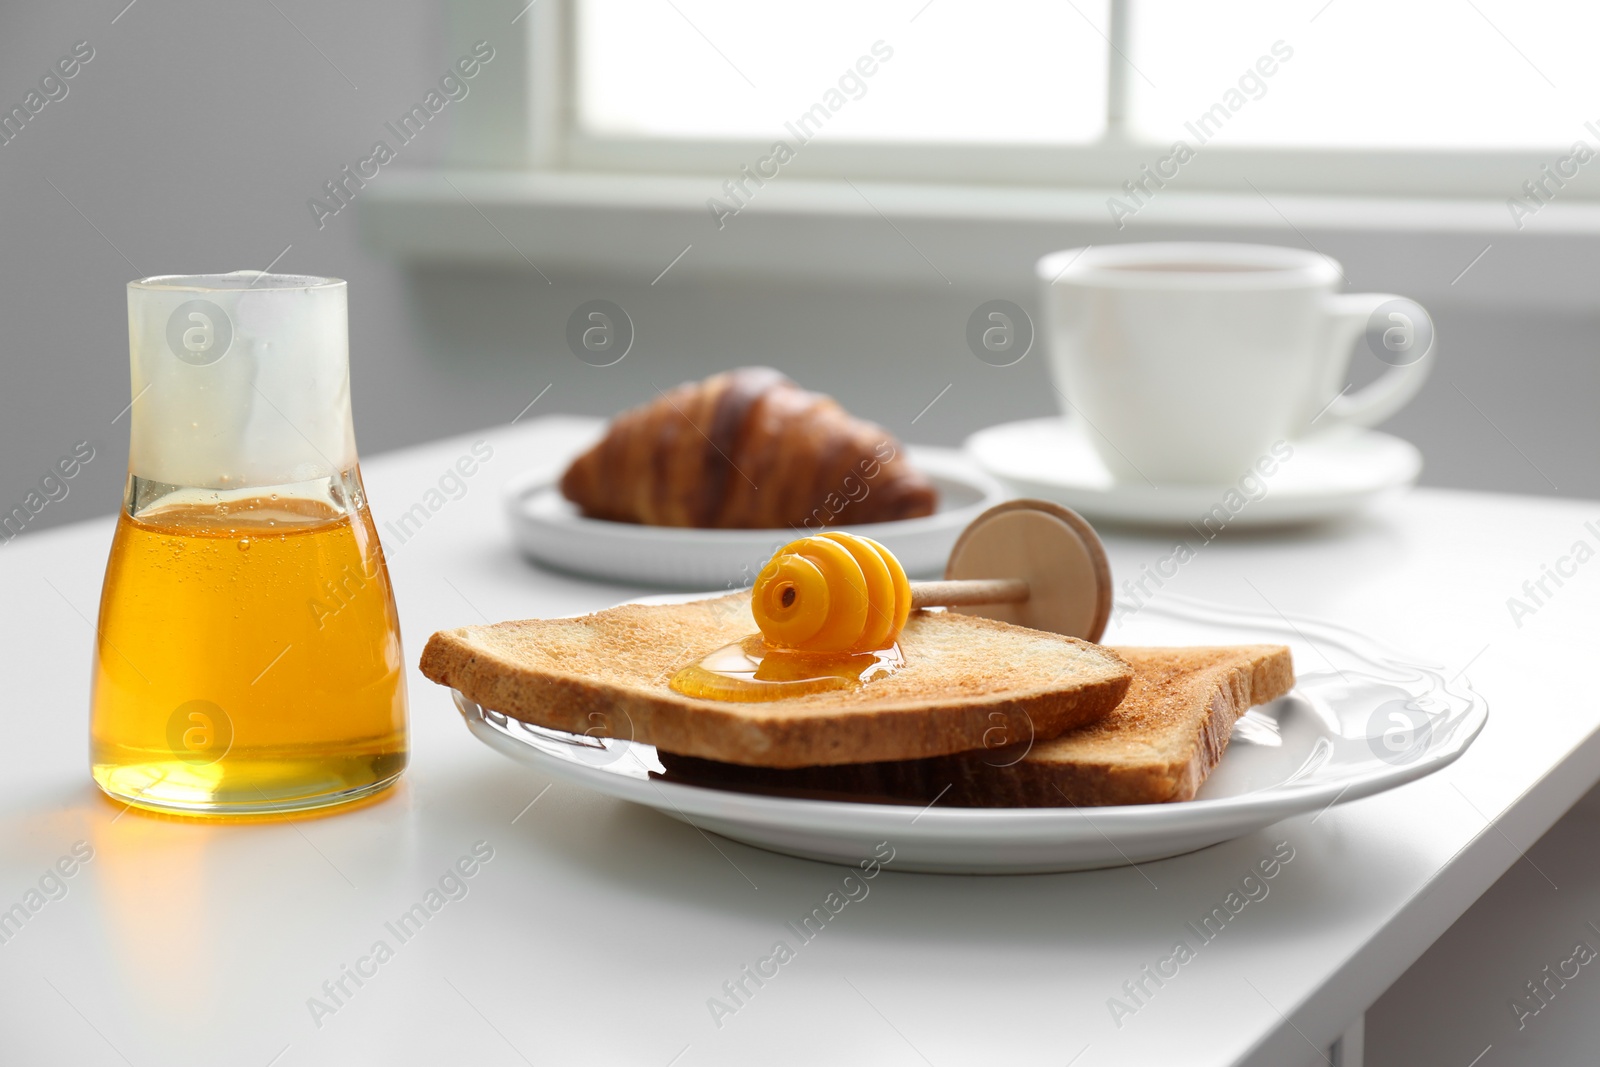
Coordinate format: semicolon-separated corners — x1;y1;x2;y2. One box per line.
363;0;1600;315
512;0;1600;201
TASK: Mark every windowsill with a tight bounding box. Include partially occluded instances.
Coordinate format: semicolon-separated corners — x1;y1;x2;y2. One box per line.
359;170;1600;310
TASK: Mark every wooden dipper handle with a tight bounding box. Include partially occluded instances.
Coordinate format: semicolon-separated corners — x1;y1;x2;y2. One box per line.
931;499;1113;643
909;578;1030;609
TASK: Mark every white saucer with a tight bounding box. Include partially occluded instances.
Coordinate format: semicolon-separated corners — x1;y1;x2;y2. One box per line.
966;417;1421;527
451;593;1485;875
503;447;1006;589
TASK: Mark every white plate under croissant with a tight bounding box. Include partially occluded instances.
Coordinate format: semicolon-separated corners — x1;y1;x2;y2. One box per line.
504;443;1006;588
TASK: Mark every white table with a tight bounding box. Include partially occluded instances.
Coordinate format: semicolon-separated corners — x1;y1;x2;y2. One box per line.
2;416;1595;1067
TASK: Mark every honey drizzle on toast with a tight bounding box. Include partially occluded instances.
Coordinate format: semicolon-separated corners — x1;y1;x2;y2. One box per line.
670;635;902;702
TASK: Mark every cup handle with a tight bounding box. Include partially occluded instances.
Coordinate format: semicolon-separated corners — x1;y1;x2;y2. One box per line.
1311;293;1435;433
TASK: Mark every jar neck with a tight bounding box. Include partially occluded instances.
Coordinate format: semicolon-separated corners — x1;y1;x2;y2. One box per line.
125;467;368;526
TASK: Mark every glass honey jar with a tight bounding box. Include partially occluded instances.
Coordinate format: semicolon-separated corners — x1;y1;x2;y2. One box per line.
90;273;407;816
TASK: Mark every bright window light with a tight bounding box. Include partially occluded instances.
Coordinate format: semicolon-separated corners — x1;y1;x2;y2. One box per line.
576;0;1110;143
1128;0;1599;148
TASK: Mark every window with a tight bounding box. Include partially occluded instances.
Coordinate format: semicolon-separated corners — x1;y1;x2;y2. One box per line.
543;0;1600;197
1127;0;1600;149
576;0;1109;144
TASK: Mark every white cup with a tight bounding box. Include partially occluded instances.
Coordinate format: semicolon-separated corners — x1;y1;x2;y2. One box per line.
1035;242;1434;485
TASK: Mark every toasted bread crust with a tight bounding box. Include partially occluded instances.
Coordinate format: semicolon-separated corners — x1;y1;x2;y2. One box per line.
420;596;1133;768
657;645;1294;804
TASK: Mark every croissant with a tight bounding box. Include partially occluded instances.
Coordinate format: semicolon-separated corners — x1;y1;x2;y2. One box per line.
560;367;938;529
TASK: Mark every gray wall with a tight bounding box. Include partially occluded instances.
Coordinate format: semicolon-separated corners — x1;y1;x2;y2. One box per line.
0;0;444;534
2;1;1594;545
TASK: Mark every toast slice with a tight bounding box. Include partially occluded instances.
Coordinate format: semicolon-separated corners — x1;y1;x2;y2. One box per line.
658;645;1293;805
420;596;1133;768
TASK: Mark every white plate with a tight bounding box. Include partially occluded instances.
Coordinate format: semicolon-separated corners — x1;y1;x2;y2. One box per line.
503;446;1006;589
451;594;1486;874
966;417;1421;527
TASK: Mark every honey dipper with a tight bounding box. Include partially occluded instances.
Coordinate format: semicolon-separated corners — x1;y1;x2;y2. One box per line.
754;500;1113;654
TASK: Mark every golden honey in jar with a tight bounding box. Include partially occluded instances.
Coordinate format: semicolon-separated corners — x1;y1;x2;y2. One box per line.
91;273;408;816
